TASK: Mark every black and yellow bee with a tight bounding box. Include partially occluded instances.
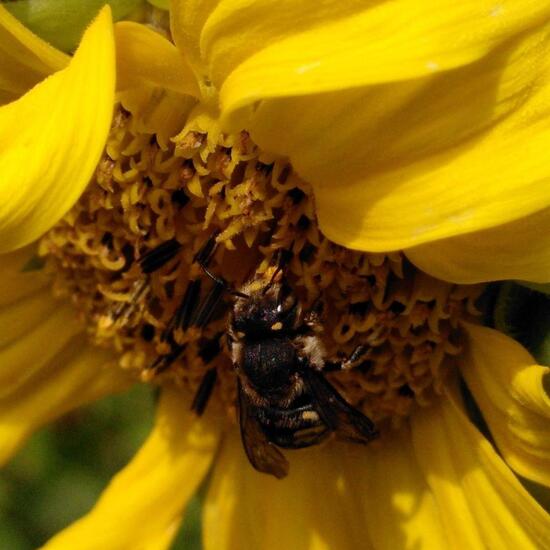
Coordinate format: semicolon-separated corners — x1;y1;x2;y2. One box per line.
142;234;379;478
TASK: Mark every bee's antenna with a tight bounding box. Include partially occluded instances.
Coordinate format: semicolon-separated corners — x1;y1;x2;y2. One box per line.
194;232;250;300
263;245;294;295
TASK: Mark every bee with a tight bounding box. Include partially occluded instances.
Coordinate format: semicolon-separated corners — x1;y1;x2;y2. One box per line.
146;235;379;478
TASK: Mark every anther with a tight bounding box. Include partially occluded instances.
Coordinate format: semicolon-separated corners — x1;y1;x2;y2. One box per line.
138;239;182;274
191;367;218;415
108;278;149;325
193;231;219;266
149;343;186;374
198;333;223;364
162;279;202;341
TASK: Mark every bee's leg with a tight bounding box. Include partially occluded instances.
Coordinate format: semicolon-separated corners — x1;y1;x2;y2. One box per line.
323;344;370;372
302;297;324;329
343;344;370;368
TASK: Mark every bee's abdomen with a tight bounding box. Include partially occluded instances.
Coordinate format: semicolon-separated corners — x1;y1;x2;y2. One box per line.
254;400;331;449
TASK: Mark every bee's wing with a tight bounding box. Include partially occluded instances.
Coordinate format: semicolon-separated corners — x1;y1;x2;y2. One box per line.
302;369;378;444
238;380;289;479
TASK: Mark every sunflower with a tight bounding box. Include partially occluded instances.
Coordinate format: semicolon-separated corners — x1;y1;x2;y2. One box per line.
2;2;550;548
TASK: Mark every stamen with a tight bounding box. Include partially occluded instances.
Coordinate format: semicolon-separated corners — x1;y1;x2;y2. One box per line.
192;281;227;329
164;279;202;337
138;238;182;274
148;342;186;375
105;278;148;327
191;367;218;415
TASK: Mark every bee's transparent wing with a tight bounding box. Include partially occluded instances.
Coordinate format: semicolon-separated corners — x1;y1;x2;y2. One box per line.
302;369;379;444
238;381;289;479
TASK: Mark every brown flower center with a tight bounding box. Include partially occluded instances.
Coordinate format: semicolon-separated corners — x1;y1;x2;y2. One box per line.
40;108;483;428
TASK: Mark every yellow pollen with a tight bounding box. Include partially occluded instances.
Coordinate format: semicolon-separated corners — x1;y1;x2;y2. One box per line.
40;107;484;429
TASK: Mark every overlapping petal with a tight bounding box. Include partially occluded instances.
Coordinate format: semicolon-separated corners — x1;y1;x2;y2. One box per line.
0;246;50;306
339;428;449;549
411;381;550;549
114;22;199;145
459;323;550;487
206;404;550;550
0;5;68;104
0;291;82;398
115;22;199;98
43;388;221;550
406;207;550;284
0;336;131;466
0;246;83;399
205;428;461;550
171;0;550;98
204;431;371;550
0;246;131;465
0;6;115;252
235;25;550;252
119;85;197;148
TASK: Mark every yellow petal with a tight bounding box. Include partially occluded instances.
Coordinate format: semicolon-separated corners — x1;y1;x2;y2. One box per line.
233;24;550;251
0;246;50;307
119;86;197;149
171;0;550;100
0;336;131;466
0;6;115;253
411;380;550;549
204;430;370;550
406;207;550;284
42;388;221;550
205;428;450;549
339;426;449;549
459;323;550;487
0;247;84;399
0;292;82;398
0;5;68;103
114;21;199;98
169;0;218;77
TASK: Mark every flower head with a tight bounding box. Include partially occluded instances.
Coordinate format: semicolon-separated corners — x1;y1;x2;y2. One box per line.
1;2;550;548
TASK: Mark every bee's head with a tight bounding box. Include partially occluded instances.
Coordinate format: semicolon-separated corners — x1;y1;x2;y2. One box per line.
233;270;298;338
